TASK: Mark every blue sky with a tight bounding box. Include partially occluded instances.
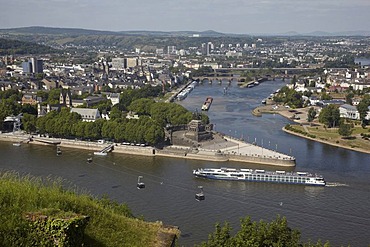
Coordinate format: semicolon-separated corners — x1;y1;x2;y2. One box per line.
1;0;369;34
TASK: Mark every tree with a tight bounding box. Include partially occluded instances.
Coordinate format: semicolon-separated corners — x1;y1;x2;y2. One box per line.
109;107;123;120
320;93;332;100
21;113;37;133
338;121;353;138
128;98;155;115
307;107;317;124
48;88;62;105
356;95;370;128
318;104;340;128
345;92;354;105
21;104;37;115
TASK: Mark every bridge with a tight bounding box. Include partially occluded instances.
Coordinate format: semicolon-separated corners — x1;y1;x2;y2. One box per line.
191;75;270;88
214;67;322;73
192;74;243;83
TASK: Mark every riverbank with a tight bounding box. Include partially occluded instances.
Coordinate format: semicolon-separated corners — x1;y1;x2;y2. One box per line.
0;132;296;167
282;125;370;155
253;105;370;155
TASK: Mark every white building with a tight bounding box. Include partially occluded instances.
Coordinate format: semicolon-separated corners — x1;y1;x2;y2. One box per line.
339;104;360;120
70;108;101;122
107;93;120;106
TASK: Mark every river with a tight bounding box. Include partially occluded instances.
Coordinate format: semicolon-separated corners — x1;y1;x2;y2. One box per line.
1;79;370;246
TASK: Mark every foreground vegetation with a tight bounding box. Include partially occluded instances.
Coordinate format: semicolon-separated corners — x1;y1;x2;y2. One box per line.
196;216;331;247
0;172;175;246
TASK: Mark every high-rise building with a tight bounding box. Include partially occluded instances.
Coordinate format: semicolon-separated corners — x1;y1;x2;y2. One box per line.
22;58;43;74
22;61;32;74
126;57;138;68
34;59;43;73
207;42;213;56
111;58;125;70
167;46;176;55
111;57;138;69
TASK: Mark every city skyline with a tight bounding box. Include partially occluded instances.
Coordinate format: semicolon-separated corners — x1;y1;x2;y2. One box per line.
1;0;370;34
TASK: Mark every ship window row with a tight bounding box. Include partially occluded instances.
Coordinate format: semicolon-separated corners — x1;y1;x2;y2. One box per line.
247;175;309;182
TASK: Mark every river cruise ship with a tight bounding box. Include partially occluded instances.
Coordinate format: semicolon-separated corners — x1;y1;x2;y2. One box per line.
193;167;326;186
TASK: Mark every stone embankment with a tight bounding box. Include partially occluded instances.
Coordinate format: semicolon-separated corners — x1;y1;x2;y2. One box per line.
1;132;296;167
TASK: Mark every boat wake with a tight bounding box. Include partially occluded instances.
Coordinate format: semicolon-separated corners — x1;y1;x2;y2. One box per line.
325;182;349;187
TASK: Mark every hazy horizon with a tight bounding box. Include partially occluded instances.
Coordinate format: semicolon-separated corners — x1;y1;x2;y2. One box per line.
1;0;370;34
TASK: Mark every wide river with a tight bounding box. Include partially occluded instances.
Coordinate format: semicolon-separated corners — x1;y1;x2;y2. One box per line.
1;80;370;246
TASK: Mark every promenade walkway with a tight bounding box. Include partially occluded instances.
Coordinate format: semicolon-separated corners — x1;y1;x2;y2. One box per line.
199;133;294;161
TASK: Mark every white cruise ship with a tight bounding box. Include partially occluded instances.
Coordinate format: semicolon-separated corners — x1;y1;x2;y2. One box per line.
193;167;326;186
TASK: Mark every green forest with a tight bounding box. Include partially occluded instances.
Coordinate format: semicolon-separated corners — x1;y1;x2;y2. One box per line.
0;38;59;55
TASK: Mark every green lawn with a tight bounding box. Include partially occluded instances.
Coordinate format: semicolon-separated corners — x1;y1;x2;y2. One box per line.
288;124;370;152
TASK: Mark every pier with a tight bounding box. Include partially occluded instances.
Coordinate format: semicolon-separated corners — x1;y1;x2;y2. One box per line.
94;144;114;155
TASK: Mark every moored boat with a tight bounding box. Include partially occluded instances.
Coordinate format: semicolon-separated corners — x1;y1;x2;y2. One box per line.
94;151;107;156
193;167;326;186
201;97;213;111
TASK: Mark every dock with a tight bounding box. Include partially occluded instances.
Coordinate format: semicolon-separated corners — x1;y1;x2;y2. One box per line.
94;144;114;155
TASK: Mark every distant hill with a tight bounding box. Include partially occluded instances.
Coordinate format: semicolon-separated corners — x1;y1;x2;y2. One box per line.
252;30;370;37
0;26;118;36
1;26;369;37
0;26;229;37
0;38;59;55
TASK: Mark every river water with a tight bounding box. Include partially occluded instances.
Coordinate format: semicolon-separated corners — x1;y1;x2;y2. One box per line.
1;79;370;246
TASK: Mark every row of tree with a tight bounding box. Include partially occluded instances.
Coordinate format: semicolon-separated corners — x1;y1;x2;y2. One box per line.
31;108;164;145
29;96;209;145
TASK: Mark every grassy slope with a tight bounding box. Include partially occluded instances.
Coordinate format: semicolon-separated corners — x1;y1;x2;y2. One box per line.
0;172;173;247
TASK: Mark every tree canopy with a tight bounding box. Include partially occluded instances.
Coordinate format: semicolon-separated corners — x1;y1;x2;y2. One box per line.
196;215;330;247
318;104;340;128
307;107;317;123
338;120;353;138
356;95;370;127
273;86;303;108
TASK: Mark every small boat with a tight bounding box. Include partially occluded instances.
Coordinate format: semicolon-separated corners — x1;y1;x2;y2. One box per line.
195;186;205;201
87;157;93;163
93;151;107;156
201;97;213;111
13;142;21;147
137;176;145;189
56;147;62;156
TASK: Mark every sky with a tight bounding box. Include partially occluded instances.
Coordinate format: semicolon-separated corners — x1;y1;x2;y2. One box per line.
1;0;370;34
